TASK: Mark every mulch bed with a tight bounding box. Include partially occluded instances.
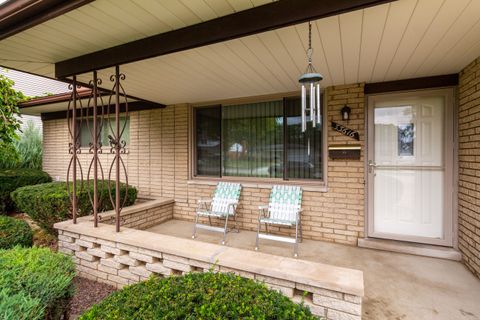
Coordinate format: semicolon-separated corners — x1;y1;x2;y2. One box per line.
69;277;117;319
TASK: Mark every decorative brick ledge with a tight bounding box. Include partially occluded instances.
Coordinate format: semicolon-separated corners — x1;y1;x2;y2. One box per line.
55;220;364;319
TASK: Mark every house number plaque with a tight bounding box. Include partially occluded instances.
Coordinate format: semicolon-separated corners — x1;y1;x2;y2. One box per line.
331;122;360;141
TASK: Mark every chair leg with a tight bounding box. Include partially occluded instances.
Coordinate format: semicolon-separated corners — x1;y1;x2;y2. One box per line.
192;212;200;239
294;221;299;258
221;214;229;245
255;219;261;251
208;216;212;226
233;214;239;233
299;217;303;243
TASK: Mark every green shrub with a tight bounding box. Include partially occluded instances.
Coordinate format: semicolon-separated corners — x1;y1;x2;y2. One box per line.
0;246;76;320
15;121;43;170
0;168;51;214
11;180;138;234
0;216;33;249
0;142;20;169
80;272;317;320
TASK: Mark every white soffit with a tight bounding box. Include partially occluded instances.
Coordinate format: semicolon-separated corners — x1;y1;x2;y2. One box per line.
2;0;480;106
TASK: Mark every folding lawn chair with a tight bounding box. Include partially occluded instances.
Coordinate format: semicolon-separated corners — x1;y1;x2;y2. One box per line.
255;185;303;257
192;182;242;245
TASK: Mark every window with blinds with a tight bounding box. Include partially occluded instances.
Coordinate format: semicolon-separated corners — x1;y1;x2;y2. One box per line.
194;97;323;181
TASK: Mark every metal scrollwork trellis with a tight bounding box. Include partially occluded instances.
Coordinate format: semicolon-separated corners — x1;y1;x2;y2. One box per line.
67;66;129;232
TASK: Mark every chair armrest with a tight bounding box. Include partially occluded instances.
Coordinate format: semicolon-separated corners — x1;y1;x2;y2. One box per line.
197;199;212;204
258;205;269;210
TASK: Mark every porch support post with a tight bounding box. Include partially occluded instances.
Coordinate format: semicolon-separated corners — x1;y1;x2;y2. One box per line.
93;71;99;227
72;75;77;224
114;65;120;233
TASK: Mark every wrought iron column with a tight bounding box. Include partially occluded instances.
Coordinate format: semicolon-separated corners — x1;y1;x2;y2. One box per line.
93;71;99;227
115;66;121;232
107;65;128;233
72;76;78;224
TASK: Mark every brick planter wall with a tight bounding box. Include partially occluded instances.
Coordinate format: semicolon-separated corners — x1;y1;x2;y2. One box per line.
458;57;480;279
98;199;174;230
56;220;364;319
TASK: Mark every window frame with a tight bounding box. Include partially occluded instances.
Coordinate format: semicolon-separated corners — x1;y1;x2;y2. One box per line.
76;115;131;152
189;94;328;188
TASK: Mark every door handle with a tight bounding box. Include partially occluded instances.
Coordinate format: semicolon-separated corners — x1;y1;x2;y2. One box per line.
368;160;377;173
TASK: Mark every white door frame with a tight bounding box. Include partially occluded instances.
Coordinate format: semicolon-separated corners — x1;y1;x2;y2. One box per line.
366;88;455;247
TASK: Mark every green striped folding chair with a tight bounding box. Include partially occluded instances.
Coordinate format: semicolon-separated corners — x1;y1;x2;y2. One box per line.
255;185;303;257
192;182;242;245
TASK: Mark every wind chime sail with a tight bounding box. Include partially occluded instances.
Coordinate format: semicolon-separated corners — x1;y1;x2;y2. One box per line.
299;22;323;132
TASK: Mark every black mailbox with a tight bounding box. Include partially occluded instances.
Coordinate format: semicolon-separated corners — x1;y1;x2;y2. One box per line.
328;145;361;160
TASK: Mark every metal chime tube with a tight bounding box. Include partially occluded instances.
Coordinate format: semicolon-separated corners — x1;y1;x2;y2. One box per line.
316;84;321;124
93;71;98;228
301;84;306;132
310;82;316;127
72;76;77;224
115;66;121;232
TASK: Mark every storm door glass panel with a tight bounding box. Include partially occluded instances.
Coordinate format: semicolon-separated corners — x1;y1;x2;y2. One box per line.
195;106;221;177
222;101;283;178
285;97;323;180
373;97;445;239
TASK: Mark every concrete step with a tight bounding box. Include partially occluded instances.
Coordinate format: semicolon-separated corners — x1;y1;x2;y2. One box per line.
358;238;462;261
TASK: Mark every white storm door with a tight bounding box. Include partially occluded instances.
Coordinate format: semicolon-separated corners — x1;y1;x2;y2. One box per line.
367;89;453;246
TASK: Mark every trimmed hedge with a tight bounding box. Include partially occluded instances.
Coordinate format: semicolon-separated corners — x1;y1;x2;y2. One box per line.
80;272;317;320
11;181;138;234
0;247;76;320
0;168;51;214
0;216;33;249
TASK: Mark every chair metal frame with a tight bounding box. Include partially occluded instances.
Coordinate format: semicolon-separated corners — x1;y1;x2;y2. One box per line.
255;186;303;257
192;182;241;245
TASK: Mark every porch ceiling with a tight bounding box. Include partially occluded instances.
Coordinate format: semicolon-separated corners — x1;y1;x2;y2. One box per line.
2;0;480;108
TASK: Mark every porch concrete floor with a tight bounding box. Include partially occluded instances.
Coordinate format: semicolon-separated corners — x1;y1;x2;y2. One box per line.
147;219;480;320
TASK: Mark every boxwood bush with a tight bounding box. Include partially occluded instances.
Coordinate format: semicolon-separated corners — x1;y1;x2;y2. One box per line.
0;216;33;249
80;272;317;320
0;168;51;214
11;180;137;234
0;247;76;320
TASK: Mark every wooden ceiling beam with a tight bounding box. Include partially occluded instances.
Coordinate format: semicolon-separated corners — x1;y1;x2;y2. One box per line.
55;0;396;78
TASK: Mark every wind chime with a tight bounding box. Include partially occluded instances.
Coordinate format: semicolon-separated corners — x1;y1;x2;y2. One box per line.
299;21;323;132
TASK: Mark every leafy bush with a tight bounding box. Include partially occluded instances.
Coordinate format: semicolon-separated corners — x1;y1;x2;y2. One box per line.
80;272;317;320
0;246;76;320
0;168;51;214
12;180;138;234
15;121;43;170
0;216;33;249
0;142;20;169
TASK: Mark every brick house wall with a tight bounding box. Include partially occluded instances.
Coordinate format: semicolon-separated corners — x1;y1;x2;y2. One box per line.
458;57;480;278
43;84;366;245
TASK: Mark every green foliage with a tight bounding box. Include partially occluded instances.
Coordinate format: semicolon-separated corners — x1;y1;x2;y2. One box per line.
15;121;43;170
11;181;138;234
0;168;52;214
0;246;76;320
80;272;317;320
0;73;26;145
0;142;20;169
0;216;33;249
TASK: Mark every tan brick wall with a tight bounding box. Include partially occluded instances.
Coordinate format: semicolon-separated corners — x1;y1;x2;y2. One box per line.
458;57;480;279
43;84;366;245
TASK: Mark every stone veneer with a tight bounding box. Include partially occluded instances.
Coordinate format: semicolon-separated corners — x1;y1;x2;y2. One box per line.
55;219;364;320
43;83;366;246
458;57;480;279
